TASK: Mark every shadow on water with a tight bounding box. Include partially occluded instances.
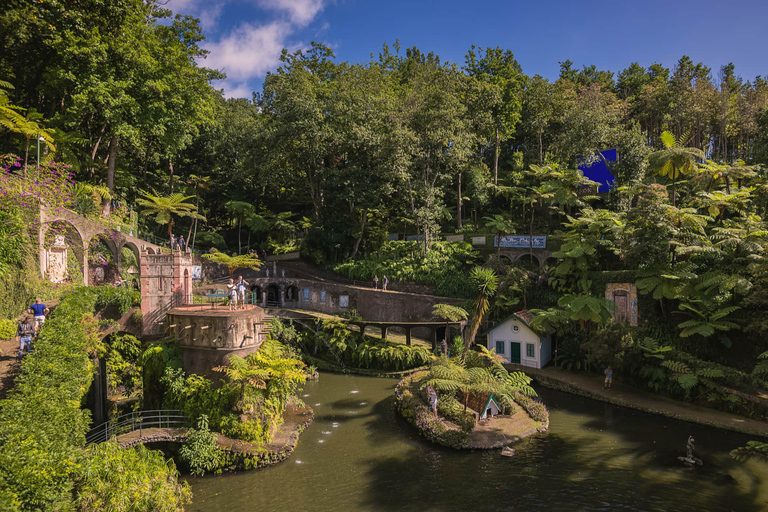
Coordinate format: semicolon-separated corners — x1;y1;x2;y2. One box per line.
189;373;768;512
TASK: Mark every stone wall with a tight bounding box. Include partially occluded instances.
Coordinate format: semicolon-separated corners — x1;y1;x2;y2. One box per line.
201;277;463;322
166;307;269;378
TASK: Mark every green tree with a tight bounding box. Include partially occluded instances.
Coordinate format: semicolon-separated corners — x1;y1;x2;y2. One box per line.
463;267;499;356
464;46;526;184
136;190;205;238
647;130;705;207
201;249;263;279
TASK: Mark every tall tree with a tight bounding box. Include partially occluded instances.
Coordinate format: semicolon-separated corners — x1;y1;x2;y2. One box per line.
464;46;526;184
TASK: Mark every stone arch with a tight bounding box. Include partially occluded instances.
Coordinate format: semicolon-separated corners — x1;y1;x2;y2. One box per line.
87;232;120;286
250;284;262;303
40;219;87;285
266;284;280;307
498;254;514;266
120;241;142;291
284;284;299;302
541;256;557;269
515;253;540;269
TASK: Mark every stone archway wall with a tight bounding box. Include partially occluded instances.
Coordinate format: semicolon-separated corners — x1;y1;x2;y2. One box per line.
40;219;87;285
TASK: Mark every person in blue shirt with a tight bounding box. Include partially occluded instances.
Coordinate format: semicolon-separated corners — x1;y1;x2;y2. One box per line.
604;366;613;390
28;298;49;335
236;275;249;309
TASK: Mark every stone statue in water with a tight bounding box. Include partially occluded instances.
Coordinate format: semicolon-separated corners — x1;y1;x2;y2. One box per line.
679;435;703;466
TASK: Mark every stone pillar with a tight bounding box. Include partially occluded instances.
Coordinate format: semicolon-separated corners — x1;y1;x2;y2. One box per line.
431;328;438;351
279;286;285;307
82;243;89;285
405;327;412;346
381;326;388;339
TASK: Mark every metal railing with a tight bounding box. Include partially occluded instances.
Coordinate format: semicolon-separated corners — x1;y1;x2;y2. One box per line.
169;291;261;310
85;409;186;445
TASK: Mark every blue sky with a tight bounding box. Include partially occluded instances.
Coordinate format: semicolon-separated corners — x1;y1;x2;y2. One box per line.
167;0;768;98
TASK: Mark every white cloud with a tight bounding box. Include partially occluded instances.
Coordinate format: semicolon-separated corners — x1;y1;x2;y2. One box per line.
219;80;256;99
203;21;292;82
172;0;330;97
256;0;327;26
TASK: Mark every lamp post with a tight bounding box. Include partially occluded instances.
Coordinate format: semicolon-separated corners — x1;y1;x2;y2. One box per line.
36;133;45;181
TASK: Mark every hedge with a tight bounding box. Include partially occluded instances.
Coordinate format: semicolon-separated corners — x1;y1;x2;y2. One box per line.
0;287;187;511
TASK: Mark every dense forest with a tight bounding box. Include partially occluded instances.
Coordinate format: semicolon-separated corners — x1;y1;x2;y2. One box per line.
4;1;768;508
2;1;767;262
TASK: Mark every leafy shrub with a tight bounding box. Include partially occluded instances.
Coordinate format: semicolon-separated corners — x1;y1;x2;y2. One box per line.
436;396;476;433
0;319;16;339
94;286;140;314
178;416;223;477
0;287;189;509
334;241;480;298
512;392;550;423
161;369;236;430
219;415;270;444
105;333;142;397
77;442;190;509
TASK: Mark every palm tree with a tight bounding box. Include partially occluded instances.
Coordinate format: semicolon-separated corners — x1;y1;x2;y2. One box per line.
136;189;205;239
185;174;211;250
0;80;26;136
674;301;740;340
214;354;269;410
463;267;499;357
426;358;534;412
647;131;705;207
201;249;263;279
483;214;517;257
215;339;306;413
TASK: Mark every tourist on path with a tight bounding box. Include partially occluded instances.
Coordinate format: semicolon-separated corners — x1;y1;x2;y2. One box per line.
28;298;49;334
604;366;613;390
178;235;186;252
227;279;237;311
236;275;249;309
170;233;176;250
382;275;389;290
427;385;438;418
16;317;34;361
372;275;379;289
440;338;448;355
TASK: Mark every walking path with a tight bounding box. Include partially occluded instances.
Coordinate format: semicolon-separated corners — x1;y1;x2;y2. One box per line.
513;364;768;438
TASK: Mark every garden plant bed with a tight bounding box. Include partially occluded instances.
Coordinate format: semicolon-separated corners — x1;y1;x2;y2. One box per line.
214;404;314;471
395;371;548;450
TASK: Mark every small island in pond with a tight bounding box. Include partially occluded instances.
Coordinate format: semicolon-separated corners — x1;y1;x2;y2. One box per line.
395;350;549;449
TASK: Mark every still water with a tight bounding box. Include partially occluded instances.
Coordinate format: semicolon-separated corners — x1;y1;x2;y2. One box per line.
189;372;768;511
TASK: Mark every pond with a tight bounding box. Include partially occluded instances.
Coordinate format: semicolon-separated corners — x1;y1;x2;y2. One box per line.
188;372;768;511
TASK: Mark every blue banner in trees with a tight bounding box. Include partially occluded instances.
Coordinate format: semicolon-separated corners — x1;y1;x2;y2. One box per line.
494;235;547;248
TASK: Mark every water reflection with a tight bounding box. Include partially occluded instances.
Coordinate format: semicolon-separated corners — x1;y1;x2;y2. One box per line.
189;373;768;511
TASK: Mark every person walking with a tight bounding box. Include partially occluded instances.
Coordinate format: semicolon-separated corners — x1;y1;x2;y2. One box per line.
16;317;34;361
226;279;237;311
382;275;389;291
178;235;186;252
604;366;613;390
28;298;49;335
170;233;176;251
373;275;379;289
236;275;249;309
440;338;448;355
